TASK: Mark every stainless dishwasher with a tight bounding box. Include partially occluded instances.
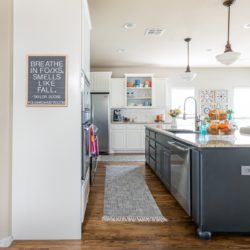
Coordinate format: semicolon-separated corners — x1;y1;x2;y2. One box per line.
168;140;192;216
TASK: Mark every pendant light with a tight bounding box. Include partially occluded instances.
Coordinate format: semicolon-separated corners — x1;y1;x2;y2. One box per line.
180;38;197;82
216;0;241;65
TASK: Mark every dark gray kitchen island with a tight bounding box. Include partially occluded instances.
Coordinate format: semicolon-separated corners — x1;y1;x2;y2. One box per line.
145;124;250;239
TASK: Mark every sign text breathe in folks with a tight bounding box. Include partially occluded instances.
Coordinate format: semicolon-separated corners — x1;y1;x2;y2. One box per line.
27;55;67;106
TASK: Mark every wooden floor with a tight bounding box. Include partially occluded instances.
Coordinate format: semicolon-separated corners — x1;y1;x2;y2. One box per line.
12;161;250;250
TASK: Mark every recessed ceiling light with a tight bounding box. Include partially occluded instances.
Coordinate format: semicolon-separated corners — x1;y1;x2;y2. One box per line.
206;49;213;52
123;23;136;29
116;48;126;53
244;23;250;29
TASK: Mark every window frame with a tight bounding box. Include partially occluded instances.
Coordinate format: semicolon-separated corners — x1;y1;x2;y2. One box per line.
233;86;250;119
170;86;195;119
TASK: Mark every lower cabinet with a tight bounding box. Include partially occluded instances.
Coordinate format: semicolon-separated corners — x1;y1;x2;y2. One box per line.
145;136;150;164
111;124;145;152
126;130;143;150
82;167;90;222
111;130;126;150
156;143;171;190
146;128;171;191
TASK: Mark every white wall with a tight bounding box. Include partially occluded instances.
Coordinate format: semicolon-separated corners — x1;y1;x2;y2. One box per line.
0;0;13;246
13;0;82;239
92;67;250;110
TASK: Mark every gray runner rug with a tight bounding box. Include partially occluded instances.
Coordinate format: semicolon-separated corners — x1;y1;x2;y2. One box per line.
102;166;167;222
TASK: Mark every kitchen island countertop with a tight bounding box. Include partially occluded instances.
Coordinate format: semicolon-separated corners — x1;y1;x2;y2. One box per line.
145;124;250;148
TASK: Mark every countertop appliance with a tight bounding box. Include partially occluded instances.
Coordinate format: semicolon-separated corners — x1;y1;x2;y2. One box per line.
91;93;109;154
113;109;122;122
168;140;192;216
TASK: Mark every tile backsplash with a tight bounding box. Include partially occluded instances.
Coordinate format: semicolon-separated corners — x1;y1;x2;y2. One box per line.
111;108;166;122
199;89;229;116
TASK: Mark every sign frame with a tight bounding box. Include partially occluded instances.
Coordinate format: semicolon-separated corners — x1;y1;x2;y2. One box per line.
26;54;68;107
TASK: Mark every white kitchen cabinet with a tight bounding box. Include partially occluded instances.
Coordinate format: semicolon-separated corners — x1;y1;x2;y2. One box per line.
90;72;112;92
81;167;90;222
111;130;126;150
125;74;153;107
82;0;91;81
126;130;143;150
110;124;146;152
110;124;126;150
110;78;125;107
152;78;167;108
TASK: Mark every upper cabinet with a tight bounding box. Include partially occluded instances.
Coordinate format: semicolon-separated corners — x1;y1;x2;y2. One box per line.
82;0;91;81
123;74;167;108
110;78;126;108
152;78;167;108
90;72;112;92
125;74;153;107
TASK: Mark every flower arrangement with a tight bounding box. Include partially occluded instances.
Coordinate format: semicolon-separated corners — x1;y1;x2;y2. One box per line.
226;109;234;115
226;109;234;120
168;108;181;118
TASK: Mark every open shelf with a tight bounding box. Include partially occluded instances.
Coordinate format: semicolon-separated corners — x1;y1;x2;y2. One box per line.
125;74;153;107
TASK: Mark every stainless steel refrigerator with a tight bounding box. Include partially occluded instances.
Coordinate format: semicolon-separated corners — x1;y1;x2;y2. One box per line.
91;93;109;154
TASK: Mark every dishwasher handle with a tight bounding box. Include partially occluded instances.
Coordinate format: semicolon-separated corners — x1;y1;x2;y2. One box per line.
168;141;191;152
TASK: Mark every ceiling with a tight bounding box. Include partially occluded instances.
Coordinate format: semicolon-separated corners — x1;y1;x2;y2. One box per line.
88;0;250;68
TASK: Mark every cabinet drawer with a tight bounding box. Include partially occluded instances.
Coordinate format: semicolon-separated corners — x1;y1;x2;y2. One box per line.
111;124;126;130
126;124;143;130
149;139;155;148
156;133;172;148
149;146;155;159
150;131;156;140
145;129;150;137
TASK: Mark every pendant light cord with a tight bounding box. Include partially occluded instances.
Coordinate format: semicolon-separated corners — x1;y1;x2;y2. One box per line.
227;6;230;44
225;4;232;52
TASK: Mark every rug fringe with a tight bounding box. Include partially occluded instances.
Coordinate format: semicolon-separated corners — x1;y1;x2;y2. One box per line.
102;215;167;223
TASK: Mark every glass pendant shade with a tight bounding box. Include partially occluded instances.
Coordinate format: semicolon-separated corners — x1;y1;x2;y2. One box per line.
216;51;241;65
216;0;240;65
180;71;197;82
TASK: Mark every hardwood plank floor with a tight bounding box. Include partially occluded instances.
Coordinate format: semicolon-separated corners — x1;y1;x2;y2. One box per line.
11;161;250;250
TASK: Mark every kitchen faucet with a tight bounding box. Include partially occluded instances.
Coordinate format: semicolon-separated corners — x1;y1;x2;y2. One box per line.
183;96;200;131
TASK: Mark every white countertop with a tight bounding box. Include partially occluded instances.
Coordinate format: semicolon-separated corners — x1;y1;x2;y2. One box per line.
145;124;250;148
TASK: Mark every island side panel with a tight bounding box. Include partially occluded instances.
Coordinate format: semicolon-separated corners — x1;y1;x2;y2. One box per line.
199;147;250;232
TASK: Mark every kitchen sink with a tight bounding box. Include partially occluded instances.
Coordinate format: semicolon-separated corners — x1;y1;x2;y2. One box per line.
165;129;199;134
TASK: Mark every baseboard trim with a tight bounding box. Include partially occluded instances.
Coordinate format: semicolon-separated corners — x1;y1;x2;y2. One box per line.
0;236;13;247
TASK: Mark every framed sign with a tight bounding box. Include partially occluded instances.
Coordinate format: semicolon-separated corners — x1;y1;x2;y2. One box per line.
27;55;68;106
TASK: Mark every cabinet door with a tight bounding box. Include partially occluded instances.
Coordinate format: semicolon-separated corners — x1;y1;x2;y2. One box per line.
90;72;112;92
82;0;91;81
156;143;162;175
191;149;201;225
126;130;143;150
156;143;171;190
110;78;125;107
145;136;150;164
152;78;167;108
161;148;171;190
141;128;145;149
111;130;126;150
